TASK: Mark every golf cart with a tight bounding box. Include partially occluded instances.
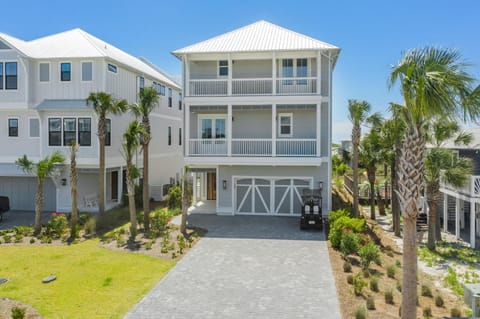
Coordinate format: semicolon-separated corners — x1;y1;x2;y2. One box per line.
0;196;10;222
300;188;323;230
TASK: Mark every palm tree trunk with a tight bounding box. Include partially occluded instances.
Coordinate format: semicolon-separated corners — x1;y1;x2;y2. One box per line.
352;124;360;217
143;141;150;232
34;178;44;235
98;115;106;216
426;182;440;250
397;125;425;319
70;143;78;239
392;144;401;237
127;163;137;238
180;171;188;234
435;207;442;241
368;168;376;220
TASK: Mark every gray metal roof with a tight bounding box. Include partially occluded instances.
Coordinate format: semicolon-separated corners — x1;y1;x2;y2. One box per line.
36;99;91;111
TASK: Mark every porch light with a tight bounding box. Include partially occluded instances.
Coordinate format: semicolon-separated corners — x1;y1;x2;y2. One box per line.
223;180;227;190
318;181;323;192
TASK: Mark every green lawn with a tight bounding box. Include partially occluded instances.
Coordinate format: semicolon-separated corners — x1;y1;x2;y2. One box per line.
0;239;174;318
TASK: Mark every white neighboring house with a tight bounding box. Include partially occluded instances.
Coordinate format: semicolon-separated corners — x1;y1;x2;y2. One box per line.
173;20;340;215
0;29;183;213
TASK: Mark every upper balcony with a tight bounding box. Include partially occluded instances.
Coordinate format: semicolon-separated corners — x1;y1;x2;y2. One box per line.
185;56;330;98
441;175;480;198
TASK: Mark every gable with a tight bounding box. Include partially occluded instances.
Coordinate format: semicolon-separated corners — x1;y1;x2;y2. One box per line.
0;40;12;50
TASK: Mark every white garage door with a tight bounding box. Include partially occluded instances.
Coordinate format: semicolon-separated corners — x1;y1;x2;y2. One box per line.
234;177;312;215
0;177;56;211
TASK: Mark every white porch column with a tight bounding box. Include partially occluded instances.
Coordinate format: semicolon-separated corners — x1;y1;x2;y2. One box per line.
471;200;476;248
185;103;190;156
272;52;277;95
316;103;321;157
455;197;460;239
443;194;448;232
227;54;232;96
316;51;321;94
227;104;232;156
272;104;277;156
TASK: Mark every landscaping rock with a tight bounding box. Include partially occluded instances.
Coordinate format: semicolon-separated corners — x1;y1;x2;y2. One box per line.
42;275;56;283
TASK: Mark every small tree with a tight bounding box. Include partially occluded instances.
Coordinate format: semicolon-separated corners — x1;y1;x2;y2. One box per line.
16;151;65;235
180;166;191;234
70;141;79;239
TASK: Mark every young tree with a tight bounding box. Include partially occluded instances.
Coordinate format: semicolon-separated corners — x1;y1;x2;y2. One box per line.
122;120;145;239
389;47;480;319
70;141;79;239
86;92;128;215
130;86;160;233
180;166;191;234
16;152;65;235
348;99;371;217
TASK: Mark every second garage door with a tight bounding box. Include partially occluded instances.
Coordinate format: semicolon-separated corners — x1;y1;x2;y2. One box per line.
234;177;312;215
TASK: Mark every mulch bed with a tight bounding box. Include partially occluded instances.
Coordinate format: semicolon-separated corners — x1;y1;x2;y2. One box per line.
0;298;42;319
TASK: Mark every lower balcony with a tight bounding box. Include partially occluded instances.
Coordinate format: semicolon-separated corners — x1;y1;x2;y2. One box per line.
188;138;317;157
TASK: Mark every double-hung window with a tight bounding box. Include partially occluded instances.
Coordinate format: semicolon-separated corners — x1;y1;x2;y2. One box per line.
218;60;228;76
178;93;182;110
278;113;292;137
61;63;71;81
179;128;182;146
63;118;76;146
168;88;172;107
168;126;172;145
5;62;17;89
78;118;91;146
282;59;293;85
281;58;308;85
8;118;18;137
296;59;308;85
48;118;62;146
138;76;145;95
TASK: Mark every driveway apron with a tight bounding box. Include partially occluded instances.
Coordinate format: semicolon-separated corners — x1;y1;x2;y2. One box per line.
125;215;341;319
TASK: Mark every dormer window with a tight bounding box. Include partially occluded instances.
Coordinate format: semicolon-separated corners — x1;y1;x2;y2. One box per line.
218;60;228;77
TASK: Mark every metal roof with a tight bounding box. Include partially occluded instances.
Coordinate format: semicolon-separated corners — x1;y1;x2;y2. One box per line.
173;20;340;59
0;29;180;89
36;99;90;111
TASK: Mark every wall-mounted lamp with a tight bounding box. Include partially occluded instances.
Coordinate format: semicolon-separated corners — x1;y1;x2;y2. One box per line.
61;178;67;186
318;181;323;192
222;180;227;190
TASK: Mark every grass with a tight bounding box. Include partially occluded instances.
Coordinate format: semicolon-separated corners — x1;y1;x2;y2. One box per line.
0;239;174;318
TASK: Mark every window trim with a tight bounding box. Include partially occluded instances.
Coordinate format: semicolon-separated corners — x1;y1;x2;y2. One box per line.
81;61;93;82
39;62;50;83
7;117;19;137
48;117;62;146
4;61;18;90
278;113;293;137
47;116;93;148
28;117;40;139
78;117;92;146
60;62;72;82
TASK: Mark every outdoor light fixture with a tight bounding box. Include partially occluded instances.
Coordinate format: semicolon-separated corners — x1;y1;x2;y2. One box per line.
61;178;67;186
223;180;227;190
318;181;323;192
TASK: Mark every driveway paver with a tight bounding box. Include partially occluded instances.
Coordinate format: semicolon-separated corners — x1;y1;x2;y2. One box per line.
125;215;341;319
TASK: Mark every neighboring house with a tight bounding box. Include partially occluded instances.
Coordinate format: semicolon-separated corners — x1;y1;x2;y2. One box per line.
173;20;340;215
0;29;183;213
438;128;480;248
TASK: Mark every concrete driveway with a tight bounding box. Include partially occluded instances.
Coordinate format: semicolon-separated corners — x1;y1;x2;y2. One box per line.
0;210;51;230
125;215;341;319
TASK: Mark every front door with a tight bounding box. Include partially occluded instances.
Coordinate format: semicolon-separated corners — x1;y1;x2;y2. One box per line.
207;172;216;200
111;171;118;201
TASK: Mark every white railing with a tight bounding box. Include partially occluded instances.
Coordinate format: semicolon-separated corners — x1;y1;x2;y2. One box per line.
441;175;480;198
276;77;317;95
276;139;316;157
189;79;227;96
232;139;272;156
471;176;480;197
232;78;272;95
189;139;227;156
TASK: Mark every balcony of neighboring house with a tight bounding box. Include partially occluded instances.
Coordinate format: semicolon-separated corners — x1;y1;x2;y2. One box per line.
185;55;329;97
440;175;480;198
185;104;328;162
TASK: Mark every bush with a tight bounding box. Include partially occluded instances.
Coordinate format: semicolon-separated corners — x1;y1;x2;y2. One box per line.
354;306;366;319
328;208;350;224
347;274;354;285
150;208;172;233
343;261;352;273
29;238;35;244
366;295;375;310
386;264;396;278
358;242;380;270
450;308;461;317
11;307;26;319
340;231;358;259
421;284;432;297
177;234;186;254
45;215;68;239
435;295;444;307
145;241;154;250
3;234;11;243
423;306;432;318
385;289;394;304
14;233;23;243
353;273;367;296
167;185;182;209
329;215;365;248
370;277;379;292
84;218;96;236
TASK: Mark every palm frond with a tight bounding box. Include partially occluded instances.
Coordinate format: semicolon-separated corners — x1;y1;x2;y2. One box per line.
15;155;34;174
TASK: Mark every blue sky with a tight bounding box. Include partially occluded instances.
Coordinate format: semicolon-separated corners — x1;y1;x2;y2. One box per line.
2;0;479;142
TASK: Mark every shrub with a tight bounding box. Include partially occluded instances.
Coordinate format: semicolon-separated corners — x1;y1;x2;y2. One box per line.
385;289;394;304
145;241;154;250
29;238;35;244
435;295;444;307
167;185;182;209
343;261;352;273
177;234;186;254
11;307;26;319
450;308;461;317
386;264;396;278
423;306;432;318
329;215;365;248
366;295;375;310
421;284;432;297
3;234;11;243
358;242;380;270
396;280;401;292
354;306;366;319
14;233;23;243
328;208;350;224
347;274;354;285
370;277;379;292
78;213;92;226
340;231;358;259
46;215;68;239
150;209;171;233
353;273;367;296
84;218;96;236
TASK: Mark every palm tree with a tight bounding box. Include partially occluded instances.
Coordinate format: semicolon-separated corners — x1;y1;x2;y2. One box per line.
16;152;65;235
348;99;371;217
122;120;145;238
389;47;479;319
86;92;128;215
70;141;79;239
425;119;473;250
130;86;160;233
180;166;191;234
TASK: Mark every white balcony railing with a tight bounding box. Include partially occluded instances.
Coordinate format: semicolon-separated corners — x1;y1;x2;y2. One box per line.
188;138;316;157
188;77;317;96
441;175;480;198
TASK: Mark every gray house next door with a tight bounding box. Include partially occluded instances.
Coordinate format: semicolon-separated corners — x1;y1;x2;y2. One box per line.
0;177;56;211
234;177;311;215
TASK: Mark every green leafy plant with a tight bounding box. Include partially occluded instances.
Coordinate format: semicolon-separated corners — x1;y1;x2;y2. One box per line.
29;238;35;244
167;185;182;209
45;215;68;239
11;307;26;319
145;241;154;250
353;273;367;296
3;234;12;243
177;234;186;254
340;231;358;260
366;295;375;310
14;233;23;243
358;242;380;270
329;215;365;248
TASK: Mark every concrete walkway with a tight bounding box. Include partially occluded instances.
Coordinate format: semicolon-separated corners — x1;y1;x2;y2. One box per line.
125;215;341;319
